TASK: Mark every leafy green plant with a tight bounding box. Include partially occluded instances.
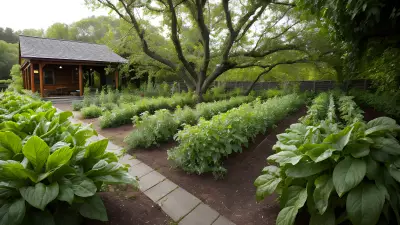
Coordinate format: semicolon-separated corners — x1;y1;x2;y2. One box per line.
0;92;137;225
124;96;253;148
72;100;83;111
168;94;305;176
338;95;364;124
300;92;329;125
255;93;400;225
99;92;196;128
81;105;103;119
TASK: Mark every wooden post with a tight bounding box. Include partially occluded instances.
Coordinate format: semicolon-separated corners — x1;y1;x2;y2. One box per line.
79;65;83;96
30;63;35;92
39;63;44;97
115;70;119;89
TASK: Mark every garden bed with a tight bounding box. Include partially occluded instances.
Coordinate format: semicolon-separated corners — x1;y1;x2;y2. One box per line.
132;106;307;225
85;188;171;225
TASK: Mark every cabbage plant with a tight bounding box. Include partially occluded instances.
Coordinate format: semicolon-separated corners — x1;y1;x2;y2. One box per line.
0;92;137;225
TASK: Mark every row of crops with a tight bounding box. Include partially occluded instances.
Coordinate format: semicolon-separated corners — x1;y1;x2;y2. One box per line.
0;92;137;225
255;92;400;225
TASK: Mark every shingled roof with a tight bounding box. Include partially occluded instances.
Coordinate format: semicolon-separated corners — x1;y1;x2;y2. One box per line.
19;35;128;63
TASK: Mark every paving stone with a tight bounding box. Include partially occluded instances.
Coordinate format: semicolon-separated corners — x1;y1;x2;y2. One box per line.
129;162;154;178
144;179;178;202
107;141;122;151
179;203;219;225
119;154;142;167
158;188;201;221
138;170;166;191
212;215;235;225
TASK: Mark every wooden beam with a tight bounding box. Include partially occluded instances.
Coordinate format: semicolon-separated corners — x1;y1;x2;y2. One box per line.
115;70;119;89
39;63;44;97
30;63;35;92
79;65;83;96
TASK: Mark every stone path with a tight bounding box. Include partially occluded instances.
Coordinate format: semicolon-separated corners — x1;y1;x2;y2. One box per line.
64;109;236;225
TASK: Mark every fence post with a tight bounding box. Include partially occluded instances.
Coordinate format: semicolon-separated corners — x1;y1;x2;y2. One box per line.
313;81;316;92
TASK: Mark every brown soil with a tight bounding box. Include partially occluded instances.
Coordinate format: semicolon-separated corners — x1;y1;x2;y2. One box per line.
132;107;307;225
84;187;171;225
362;107;386;122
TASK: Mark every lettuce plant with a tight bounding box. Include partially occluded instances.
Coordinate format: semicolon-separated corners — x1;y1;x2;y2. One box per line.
0;92;137;225
168;94;305;175
255;93;400;225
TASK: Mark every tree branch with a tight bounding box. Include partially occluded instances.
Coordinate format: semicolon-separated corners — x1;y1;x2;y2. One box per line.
195;0;210;86
236;5;267;42
270;20;300;40
271;1;296;7
166;0;198;81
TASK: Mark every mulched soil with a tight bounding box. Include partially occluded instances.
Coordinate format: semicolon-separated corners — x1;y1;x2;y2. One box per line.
132;107;308;225
84;186;171;225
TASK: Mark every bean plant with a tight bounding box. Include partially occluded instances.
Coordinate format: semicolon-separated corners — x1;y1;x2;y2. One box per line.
168;94;305;176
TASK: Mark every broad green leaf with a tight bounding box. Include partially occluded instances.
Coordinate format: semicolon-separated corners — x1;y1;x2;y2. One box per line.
0;131;22;155
346;183;385;225
333;157;366;197
46;146;73;171
57;179;74;205
389;166;400;183
366;156;379;180
0;198;25;225
313;174;334;214
74;125;97;146
86;160;137;185
344;143;370;158
22;136;50;173
310;209;335;225
276;206;298;225
372;137;400;155
323;126;353;150
268;151;302;165
282;186;307;208
273;142;297;151
0;182;18;198
370;149;389;162
84;139;108;159
286;161;331;178
58;111;73;123
79;194;108;221
70;176;97;197
0;160;37;182
303;143;334;162
20;182;59;210
367;117;397;129
50;142;70;153
366;117;400;135
254;171;282;201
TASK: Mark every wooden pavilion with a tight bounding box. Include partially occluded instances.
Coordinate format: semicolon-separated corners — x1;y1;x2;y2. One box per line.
19;35;128;97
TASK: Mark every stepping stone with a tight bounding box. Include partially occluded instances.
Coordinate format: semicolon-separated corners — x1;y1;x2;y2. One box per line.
158;188;201;221
129;162;154;178
144;179;178;202
139;170;166;192
179;203;219;225
212;216;236;225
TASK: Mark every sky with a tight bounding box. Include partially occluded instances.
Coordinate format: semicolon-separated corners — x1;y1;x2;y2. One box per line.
0;0;109;31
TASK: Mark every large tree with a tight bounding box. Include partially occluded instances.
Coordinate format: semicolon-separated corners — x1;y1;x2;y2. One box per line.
86;0;325;100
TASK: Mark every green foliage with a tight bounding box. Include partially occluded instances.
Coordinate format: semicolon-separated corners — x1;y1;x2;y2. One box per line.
7;65;23;93
0;42;18;80
0;92;137;225
350;89;400;120
300;92;330;125
168;94;305;176
99;92;196;128
124;96;254;148
81;105;103;119
0;79;11;84
72;101;83;111
255;92;400;225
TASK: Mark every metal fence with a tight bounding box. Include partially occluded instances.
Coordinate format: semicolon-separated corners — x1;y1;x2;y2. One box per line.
167;79;372;92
